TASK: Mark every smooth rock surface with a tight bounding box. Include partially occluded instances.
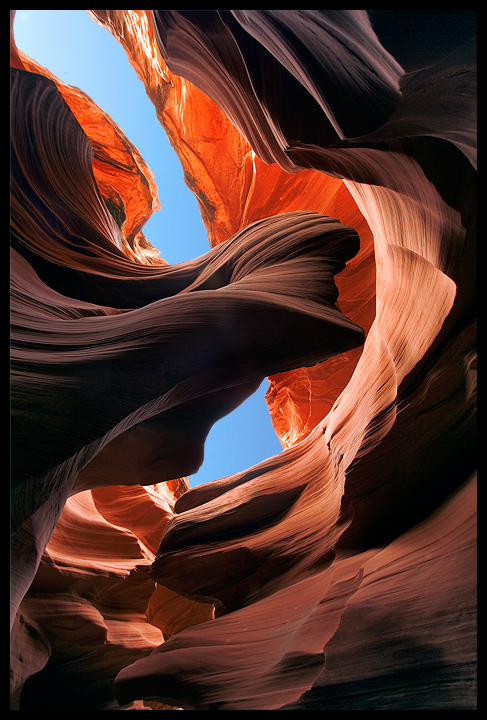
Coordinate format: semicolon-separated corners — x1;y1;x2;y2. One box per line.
10;10;476;711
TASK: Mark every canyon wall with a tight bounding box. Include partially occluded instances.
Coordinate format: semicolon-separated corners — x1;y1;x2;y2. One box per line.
10;10;476;710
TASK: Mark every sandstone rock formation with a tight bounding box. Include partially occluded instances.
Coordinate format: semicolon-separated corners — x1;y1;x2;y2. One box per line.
10;10;476;711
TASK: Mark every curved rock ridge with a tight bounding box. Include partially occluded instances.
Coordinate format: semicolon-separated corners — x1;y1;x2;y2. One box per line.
11;67;364;483
10;43;364;707
13;481;214;710
10;11;162;266
10;9;476;711
150;10;403;168
88;9;378;448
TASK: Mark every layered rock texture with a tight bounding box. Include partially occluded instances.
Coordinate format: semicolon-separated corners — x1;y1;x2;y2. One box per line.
10;10;476;711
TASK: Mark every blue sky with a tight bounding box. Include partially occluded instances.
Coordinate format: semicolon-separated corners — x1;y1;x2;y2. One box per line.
13;10;284;487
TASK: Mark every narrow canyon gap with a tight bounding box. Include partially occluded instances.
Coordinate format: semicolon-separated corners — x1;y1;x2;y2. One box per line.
10;10;476;711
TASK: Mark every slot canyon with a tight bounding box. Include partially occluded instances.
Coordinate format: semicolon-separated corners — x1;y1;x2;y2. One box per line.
10;10;476;711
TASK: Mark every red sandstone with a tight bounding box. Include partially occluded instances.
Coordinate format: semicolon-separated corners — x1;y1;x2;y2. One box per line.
10;10;476;711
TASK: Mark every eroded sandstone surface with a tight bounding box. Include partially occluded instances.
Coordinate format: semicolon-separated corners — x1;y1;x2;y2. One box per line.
10;10;476;710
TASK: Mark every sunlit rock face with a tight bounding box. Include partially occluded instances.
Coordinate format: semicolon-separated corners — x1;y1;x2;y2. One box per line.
10;9;476;711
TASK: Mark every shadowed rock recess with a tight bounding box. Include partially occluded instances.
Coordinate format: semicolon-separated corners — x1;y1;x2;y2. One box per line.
10;9;476;711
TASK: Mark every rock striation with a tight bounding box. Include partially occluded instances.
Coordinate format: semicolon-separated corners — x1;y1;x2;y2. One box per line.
10;9;476;711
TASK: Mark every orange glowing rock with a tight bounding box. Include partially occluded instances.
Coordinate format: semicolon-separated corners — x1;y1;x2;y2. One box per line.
10;9;476;712
10;11;162;266
89;10;378;447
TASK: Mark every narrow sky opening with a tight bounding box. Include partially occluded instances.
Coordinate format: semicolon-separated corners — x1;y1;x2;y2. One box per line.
13;10;283;487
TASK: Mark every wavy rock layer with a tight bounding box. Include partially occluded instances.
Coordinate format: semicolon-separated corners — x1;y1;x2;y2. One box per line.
10;9;476;711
